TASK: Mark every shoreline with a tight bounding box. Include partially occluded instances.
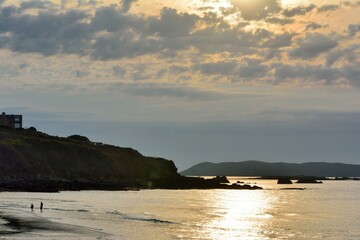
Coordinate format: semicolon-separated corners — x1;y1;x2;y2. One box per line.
0;210;105;238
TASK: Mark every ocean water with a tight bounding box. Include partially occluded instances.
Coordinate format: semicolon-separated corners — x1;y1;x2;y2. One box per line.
0;178;359;239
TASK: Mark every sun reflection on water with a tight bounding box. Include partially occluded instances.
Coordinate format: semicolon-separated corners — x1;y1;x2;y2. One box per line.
205;190;273;240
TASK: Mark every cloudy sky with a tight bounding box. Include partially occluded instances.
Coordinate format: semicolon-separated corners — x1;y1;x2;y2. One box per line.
1;0;359;170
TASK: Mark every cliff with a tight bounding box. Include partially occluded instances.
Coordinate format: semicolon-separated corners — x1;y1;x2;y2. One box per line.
0;127;262;191
181;160;360;177
0;127;180;191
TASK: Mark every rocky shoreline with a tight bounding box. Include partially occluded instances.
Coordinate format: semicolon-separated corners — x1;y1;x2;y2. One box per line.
0;176;263;192
0;128;263;192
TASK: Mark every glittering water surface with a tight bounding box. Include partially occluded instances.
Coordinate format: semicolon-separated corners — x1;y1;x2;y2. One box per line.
0;179;359;239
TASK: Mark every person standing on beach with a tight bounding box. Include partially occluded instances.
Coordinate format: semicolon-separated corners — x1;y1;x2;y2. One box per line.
30;203;34;211
40;201;43;211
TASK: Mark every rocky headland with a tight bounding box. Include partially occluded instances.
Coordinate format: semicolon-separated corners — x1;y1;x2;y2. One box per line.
0;127;262;191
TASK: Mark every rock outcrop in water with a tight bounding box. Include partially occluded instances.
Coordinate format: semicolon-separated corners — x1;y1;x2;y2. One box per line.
0;127;262;191
296;178;322;184
277;177;293;184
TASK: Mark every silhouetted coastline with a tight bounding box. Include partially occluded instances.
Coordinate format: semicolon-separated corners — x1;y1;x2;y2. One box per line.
0;127;262;192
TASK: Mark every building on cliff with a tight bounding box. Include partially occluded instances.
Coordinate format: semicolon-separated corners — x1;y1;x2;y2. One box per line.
0;112;22;129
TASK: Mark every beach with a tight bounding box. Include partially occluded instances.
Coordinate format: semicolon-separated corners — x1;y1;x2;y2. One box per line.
1;179;359;239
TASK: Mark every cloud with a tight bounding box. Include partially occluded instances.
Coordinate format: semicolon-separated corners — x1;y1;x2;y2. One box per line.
273;63;341;84
342;1;360;7
193;61;237;75
91;31;159;60
265;17;294;25
169;65;189;75
106;82;223;100
305;22;326;30
0;0;358;90
289;33;338;59
121;0;138;12
146;8;198;38
261;31;295;48
317;4;339;13
113;65;127;77
230;0;281;20
282;4;316;17
233;58;269;82
74;70;90;78
326;44;360;66
20;0;57;10
272;62;360;86
0;6;91;55
348;23;360;36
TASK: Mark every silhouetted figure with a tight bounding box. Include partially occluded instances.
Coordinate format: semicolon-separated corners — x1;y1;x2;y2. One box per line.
30;203;34;211
40;201;43;212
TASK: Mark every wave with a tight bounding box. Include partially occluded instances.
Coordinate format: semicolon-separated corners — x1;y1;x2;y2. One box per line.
49;208;89;212
107;210;175;224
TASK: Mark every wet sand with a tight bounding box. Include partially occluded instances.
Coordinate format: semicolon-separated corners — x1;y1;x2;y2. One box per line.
0;210;106;239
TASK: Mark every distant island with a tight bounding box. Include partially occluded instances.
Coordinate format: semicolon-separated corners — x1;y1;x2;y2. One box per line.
181;161;360;177
0;127;261;191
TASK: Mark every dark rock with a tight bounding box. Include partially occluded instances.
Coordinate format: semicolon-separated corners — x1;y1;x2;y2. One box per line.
277;177;293;184
296;178;322;184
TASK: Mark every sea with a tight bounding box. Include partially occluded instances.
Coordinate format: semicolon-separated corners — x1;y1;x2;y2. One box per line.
0;178;359;240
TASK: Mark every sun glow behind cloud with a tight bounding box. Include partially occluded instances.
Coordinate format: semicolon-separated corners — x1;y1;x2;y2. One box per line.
1;0;360;170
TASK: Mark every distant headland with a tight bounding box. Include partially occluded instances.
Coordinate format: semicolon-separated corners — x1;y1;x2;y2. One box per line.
181;161;360;178
0;126;262;191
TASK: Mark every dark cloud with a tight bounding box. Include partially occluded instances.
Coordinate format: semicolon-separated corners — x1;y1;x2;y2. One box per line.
121;0;138;12
272;62;360;86
0;0;358;89
265;17;294;25
290;33;338;59
193;61;237;75
342;67;360;87
261;31;296;48
197;6;215;12
169;65;188;74
77;0;98;7
106;82;222;100
317;4;339;12
282;4;316;17
0;6;91;55
305;22;326;30
348;23;360;36
20;0;57;10
233;58;269;81
75;70;90;78
273;63;341;84
231;0;281;20
146;8;198;38
342;1;360;7
113;65;127;77
326;44;360;66
91;5;137;32
91;32;159;60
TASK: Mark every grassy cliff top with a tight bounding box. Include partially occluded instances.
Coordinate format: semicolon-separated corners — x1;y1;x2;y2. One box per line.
0;127;180;189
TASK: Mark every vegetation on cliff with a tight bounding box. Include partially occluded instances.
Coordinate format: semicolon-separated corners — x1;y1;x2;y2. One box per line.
0;127;180;191
0;127;262;191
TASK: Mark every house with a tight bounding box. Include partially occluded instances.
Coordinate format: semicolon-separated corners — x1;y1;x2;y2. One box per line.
0;112;23;129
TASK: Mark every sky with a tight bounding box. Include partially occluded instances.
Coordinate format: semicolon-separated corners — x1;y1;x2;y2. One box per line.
1;0;359;171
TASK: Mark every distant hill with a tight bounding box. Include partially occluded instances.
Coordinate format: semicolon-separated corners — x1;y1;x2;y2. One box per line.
181;161;360;177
